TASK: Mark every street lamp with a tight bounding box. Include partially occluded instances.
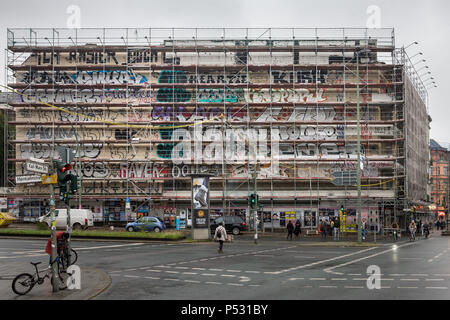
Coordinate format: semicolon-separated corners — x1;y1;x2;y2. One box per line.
410;52;423;60
417;66;429;73
420;71;431;78
404;41;418;50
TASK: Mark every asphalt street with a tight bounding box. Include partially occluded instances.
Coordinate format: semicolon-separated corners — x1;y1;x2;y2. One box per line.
0;234;449;300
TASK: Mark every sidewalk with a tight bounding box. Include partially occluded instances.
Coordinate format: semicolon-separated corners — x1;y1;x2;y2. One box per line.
0;263;111;300
234;229;442;245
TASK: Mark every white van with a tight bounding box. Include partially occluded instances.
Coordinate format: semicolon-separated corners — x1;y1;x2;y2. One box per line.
39;209;94;230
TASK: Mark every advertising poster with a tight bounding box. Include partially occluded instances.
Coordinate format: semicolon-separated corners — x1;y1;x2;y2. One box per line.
192;177;209;209
192;209;209;228
271;212;280;228
192;176;210;230
280;212;286;227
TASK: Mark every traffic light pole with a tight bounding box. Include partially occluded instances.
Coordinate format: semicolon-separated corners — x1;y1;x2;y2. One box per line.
49;161;59;293
66;180;72;259
253;144;258;244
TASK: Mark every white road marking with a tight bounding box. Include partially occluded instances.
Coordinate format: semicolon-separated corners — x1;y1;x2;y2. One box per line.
400;279;420;281
425;279;444;281
221;275;236;278
397;286;418;289
227;283;243;286
289;278;304;281
283;247;379;274
146;270;162;273
124;275;139;278
320;286;337;288
324;242;416;274
201;273;216;276
165;271;179;274
145;276;160;280
184;280;200;283
226;270;241;273
205;282;222;285
310;278;326;281
344;286;364;289
331;278;348;281
182;272;198;275
425;287;448;290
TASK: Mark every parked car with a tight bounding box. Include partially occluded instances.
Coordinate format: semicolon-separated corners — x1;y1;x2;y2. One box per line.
125;216;166;232
210;216;247;235
38;209;94;230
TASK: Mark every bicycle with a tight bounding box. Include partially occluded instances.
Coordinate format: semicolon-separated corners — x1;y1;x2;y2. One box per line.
12;258;68;296
409;229;416;242
392;229;399;241
58;244;78;271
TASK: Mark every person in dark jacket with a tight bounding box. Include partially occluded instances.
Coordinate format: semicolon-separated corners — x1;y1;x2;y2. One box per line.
294;220;302;239
287;220;294;240
320;219;328;240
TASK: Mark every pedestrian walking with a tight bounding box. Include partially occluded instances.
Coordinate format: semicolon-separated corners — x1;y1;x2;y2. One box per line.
361;218;368;241
320;219;327;240
294;220;302;239
333;217;340;241
214;221;227;254
287;220;294;240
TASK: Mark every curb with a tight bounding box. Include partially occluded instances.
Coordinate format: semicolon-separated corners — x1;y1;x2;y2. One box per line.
0;232;186;242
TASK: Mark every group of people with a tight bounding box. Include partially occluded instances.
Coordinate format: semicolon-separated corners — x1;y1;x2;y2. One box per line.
318;217;342;240
286;220;302;240
286;218;343;241
391;219;432;240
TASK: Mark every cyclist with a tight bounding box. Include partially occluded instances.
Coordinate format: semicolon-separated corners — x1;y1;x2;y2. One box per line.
45;232;70;265
423;221;430;238
391;220;400;240
409;220;417;241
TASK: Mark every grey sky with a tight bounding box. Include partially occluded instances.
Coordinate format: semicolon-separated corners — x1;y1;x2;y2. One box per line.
0;0;447;142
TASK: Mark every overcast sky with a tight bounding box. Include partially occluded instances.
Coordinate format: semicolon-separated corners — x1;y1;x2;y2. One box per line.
0;0;448;143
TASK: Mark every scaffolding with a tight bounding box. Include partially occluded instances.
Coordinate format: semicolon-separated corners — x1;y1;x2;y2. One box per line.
4;28;430;230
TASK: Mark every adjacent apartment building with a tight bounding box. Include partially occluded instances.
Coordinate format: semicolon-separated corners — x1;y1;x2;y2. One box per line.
429;139;449;221
3;28;430;231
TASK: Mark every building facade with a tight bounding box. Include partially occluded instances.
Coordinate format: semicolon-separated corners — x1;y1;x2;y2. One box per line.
429;139;449;221
3;28;430;230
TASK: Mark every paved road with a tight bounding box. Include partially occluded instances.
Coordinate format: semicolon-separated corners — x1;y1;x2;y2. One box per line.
0;235;449;300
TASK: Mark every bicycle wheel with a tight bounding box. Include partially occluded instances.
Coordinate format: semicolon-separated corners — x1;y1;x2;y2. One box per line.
12;273;35;295
51;270;68;291
69;249;77;265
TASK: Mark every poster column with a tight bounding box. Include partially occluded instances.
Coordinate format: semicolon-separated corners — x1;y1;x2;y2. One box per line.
191;176;210;240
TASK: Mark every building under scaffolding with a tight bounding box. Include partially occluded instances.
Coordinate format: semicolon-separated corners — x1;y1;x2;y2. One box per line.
3;28;430;231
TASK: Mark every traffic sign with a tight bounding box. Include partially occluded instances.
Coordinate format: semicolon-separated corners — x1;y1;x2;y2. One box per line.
42;174;58;185
25;161;49;174
15;175;42;184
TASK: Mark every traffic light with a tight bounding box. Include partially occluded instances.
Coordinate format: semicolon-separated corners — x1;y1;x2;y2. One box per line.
249;193;258;209
340;205;344;215
55;160;78;204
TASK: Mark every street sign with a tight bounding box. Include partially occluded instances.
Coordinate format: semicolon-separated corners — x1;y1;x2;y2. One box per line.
25;161;49;174
42;174;58;185
15;175;42;184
